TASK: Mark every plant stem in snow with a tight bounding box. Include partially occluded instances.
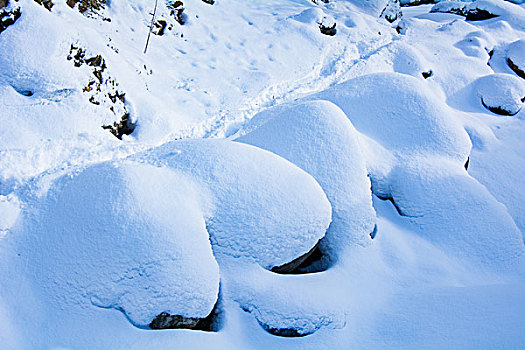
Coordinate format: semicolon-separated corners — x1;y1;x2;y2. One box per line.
144;0;159;54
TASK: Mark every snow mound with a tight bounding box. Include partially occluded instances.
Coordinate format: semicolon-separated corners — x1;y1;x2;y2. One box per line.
389;41;432;77
136;139;332;269
387;156;524;268
309;72;471;164
507;39;525;79
475;73;525;115
235;100;376;256
13;162;220;327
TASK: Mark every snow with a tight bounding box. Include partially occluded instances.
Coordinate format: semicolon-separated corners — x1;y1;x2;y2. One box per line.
475;73;525;115
135;139;332;269
8;161;220;327
1;0;525;348
309;72;472;163
235;100;376;254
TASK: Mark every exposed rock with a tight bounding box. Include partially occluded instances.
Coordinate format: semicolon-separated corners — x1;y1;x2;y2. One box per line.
422;70;433;79
380;0;402;23
149;313;201;330
507;40;525;79
149;303;220;331
465;8;498;21
102;113;135;139
169;1;186;25
202;0;215;4
0;6;20;34
0;0;8;9
319;22;336;36
153;19;167;35
66;0;106;14
34;0;53;11
508;57;525;79
271;241;322;274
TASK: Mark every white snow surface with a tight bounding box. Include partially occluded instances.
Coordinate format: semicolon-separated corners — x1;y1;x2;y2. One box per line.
134;139;332;269
1;0;525;348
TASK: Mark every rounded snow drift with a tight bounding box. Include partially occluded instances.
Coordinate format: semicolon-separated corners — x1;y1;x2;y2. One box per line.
507;39;525;79
475;73;525;116
17;162;220;328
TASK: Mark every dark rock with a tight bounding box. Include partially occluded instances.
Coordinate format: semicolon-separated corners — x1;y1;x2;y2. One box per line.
422;70;433;79
150;302;220;331
149;313;201;330
271;241;322;274
170;1;186;25
400;0;435;7
34;0;54;11
0;0;8;9
508;57;525;79
464;157;470;170
481;99;520;116
319;22;336;36
0;7;20;34
380;0;402;23
153;19;167;36
202;0;215;4
465;8;498;21
102;113;135;140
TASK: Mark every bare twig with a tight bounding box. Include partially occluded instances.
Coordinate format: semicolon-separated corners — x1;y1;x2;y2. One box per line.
144;0;159;54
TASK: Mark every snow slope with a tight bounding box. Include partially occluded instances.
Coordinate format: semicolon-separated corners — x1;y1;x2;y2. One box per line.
1;0;525;348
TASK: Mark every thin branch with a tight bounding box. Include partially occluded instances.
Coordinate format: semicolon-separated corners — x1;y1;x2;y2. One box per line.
144;0;159;54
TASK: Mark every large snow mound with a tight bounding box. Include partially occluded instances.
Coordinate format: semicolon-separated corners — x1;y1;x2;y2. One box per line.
235;100;376;255
135;139;332;269
10;161;220;327
475;73;525;115
309;72;472;164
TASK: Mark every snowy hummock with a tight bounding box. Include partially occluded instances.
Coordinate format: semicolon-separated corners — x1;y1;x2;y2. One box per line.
475;73;525;115
135;139;332;269
309;72;472;163
235;100;376;254
10;162;220;327
507;39;525;77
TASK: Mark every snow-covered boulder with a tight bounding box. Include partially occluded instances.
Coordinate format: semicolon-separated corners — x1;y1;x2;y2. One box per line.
430;1;468;16
235;100;376;257
507;39;525;79
136;139;332;269
310;72;471;164
475;73;525;115
387;156;524;268
13;162;220;328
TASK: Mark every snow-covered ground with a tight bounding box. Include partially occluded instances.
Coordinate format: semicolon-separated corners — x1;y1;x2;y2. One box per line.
1;0;525;348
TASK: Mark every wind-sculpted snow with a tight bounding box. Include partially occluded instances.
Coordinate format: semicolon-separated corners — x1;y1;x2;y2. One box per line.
10;162;220;327
236;100;376;259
